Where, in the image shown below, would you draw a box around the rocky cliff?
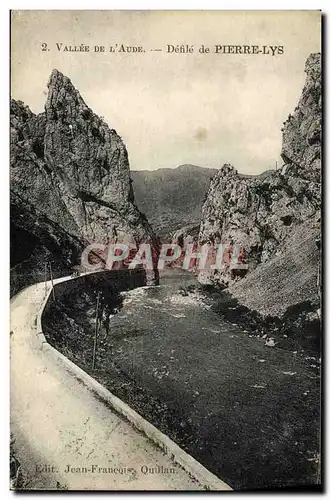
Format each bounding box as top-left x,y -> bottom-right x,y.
11,69 -> 157,294
281,53 -> 321,185
198,53 -> 321,295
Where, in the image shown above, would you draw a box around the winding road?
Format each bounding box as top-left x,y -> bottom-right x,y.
10,271 -> 320,490
10,277 -> 210,491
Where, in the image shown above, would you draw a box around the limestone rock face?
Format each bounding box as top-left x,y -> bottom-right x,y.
198,53 -> 321,287
43,69 -> 150,242
281,53 -> 321,184
11,69 -> 157,292
11,99 -> 80,237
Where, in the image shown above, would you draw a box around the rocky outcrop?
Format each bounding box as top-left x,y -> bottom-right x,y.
11,69 -> 157,292
172,223 -> 200,246
281,53 -> 321,184
198,53 -> 321,288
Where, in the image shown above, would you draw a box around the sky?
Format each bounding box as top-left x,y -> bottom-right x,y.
11,10 -> 321,174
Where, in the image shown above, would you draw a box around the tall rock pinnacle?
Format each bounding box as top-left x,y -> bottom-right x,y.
10,69 -> 157,292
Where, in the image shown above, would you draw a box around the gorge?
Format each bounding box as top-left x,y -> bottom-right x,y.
10,53 -> 321,490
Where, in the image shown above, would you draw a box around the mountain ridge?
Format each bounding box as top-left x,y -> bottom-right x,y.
131,164 -> 216,238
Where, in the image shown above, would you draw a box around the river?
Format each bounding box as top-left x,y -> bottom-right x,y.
95,268 -> 320,490
42,267 -> 320,490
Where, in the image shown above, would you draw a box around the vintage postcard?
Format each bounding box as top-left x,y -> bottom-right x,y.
10,10 -> 322,491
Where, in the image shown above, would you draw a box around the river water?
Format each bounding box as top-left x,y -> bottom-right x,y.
99,268 -> 320,490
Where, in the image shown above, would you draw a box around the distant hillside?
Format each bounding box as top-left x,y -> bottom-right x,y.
131,164 -> 216,239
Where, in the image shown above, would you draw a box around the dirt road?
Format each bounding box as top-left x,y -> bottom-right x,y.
10,279 -> 207,491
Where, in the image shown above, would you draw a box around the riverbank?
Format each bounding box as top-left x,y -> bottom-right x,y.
193,283 -> 321,357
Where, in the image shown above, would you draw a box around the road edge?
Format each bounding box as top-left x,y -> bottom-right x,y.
42,343 -> 232,491
38,276 -> 233,491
